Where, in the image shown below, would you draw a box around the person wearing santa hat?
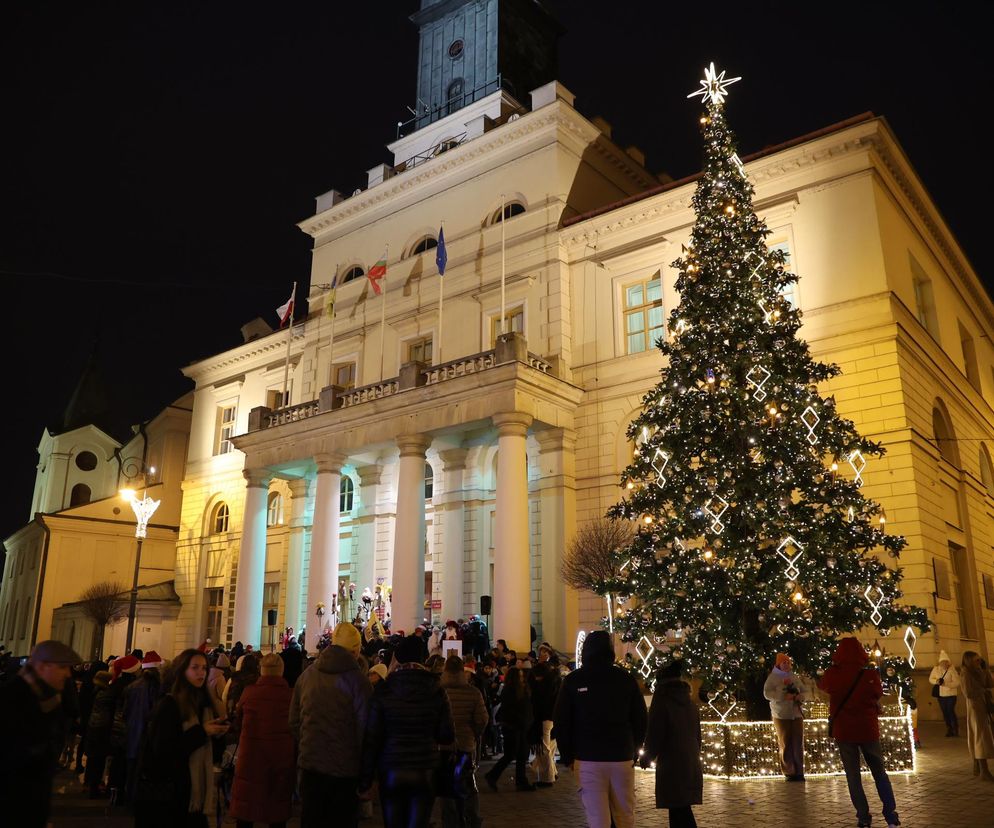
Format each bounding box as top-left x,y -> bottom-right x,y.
123,652 -> 165,801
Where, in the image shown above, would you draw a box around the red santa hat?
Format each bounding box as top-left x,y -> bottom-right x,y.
112,654 -> 141,678
141,651 -> 163,669
197,639 -> 211,653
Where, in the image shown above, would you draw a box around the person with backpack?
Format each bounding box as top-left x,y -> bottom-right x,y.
819,637 -> 901,828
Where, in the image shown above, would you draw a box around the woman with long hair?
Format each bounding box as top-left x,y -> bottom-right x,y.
133,649 -> 230,827
484,665 -> 535,791
960,650 -> 994,781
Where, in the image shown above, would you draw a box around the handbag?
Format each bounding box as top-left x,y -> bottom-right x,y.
434,749 -> 474,799
931,667 -> 948,698
828,669 -> 866,738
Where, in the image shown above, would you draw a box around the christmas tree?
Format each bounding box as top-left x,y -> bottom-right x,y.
607,64 -> 929,701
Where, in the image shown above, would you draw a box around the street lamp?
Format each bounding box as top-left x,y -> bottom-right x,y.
121,476 -> 161,654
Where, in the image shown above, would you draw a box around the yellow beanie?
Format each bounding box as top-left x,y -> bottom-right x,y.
333,622 -> 362,655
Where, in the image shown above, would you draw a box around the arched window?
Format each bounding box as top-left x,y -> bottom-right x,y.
932,402 -> 960,467
491,201 -> 526,225
408,236 -> 438,257
424,463 -> 434,500
981,446 -> 994,495
210,502 -> 230,535
69,483 -> 91,507
340,476 -> 355,513
342,265 -> 365,284
267,492 -> 284,527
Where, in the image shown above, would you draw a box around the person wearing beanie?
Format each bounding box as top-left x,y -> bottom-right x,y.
640,660 -> 703,828
230,653 -> 295,827
929,650 -> 961,736
280,631 -> 304,689
360,635 -> 455,826
0,639 -> 81,826
369,663 -> 389,685
123,653 -> 164,801
763,652 -> 808,781
438,655 -> 488,827
290,622 -> 373,826
553,630 -> 647,828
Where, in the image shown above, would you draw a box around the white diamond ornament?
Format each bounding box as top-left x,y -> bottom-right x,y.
635,635 -> 656,679
707,694 -> 738,722
800,406 -> 820,445
746,365 -> 771,401
776,537 -> 805,581
651,449 -> 670,488
864,586 -> 886,627
848,450 -> 866,486
904,626 -> 917,669
704,496 -> 729,534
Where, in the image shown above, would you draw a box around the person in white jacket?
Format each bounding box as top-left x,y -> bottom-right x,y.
763,652 -> 808,781
929,650 -> 961,737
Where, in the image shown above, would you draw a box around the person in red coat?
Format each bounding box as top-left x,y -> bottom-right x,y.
818,637 -> 901,828
229,653 -> 295,828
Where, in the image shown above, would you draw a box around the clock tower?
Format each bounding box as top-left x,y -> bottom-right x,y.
408,0 -> 560,131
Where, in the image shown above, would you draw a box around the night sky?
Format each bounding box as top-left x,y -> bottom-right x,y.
1,2 -> 988,544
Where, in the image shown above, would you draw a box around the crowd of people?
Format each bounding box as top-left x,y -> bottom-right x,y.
1,624 -> 993,828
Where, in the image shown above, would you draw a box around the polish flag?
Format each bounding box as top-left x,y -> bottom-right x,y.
367,252 -> 387,296
276,284 -> 296,327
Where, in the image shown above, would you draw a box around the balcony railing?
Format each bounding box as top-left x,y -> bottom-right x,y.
423,350 -> 497,384
339,378 -> 401,408
266,400 -> 320,428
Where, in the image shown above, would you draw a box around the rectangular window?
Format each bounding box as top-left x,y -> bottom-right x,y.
984,573 -> 994,611
910,252 -> 940,339
490,307 -> 524,346
204,587 -> 224,644
260,582 -> 280,649
768,240 -> 796,308
933,557 -> 952,600
949,543 -> 978,639
623,274 -> 664,355
331,361 -> 356,390
407,336 -> 433,364
214,404 -> 237,456
958,321 -> 981,391
266,389 -> 289,410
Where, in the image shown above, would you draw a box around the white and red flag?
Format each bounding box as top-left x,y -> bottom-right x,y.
276,284 -> 296,327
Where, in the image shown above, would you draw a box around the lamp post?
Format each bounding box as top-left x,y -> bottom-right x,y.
121,480 -> 161,654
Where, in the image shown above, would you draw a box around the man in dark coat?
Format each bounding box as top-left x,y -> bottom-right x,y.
640,661 -> 702,828
553,630 -> 647,828
528,644 -> 562,786
819,637 -> 901,828
280,635 -> 305,687
0,640 -> 82,828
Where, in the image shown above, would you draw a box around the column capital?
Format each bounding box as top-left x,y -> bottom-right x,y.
286,476 -> 314,500
356,463 -> 384,487
534,427 -> 577,453
492,411 -> 533,438
243,468 -> 273,489
396,433 -> 431,458
438,447 -> 469,471
314,452 -> 346,475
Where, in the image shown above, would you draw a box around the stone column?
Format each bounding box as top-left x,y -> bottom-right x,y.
285,477 -> 315,633
305,453 -> 345,637
438,448 -> 469,622
232,469 -> 272,646
392,435 -> 430,634
355,463 -> 383,595
492,412 -> 533,652
535,428 -> 578,650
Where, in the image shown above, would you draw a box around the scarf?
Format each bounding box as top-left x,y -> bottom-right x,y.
181,704 -> 215,814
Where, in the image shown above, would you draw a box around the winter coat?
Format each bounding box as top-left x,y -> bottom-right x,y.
817,637 -> 882,743
763,666 -> 807,720
553,662 -> 648,764
0,666 -> 68,827
123,670 -> 162,760
529,660 -> 562,723
960,663 -> 994,759
206,665 -> 228,717
224,668 -> 259,715
440,670 -> 488,753
132,694 -> 210,827
280,643 -> 305,688
360,663 -> 455,789
496,670 -> 534,732
86,684 -> 116,756
289,644 -> 371,779
928,662 -> 961,698
643,678 -> 702,809
108,672 -> 137,750
230,676 -> 295,823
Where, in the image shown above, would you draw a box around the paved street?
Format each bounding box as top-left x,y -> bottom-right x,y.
51,721 -> 991,827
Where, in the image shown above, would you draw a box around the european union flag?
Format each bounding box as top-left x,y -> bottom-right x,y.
436,226 -> 448,276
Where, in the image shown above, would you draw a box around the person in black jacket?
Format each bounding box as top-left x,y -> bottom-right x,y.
133,649 -> 229,828
553,630 -> 647,828
484,666 -> 535,791
528,645 -> 562,787
360,635 -> 455,828
279,636 -> 305,688
0,640 -> 82,828
640,660 -> 703,828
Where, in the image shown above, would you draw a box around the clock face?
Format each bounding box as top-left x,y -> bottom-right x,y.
448,39 -> 464,59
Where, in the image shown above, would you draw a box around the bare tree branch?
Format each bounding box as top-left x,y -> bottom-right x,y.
561,518 -> 634,593
77,581 -> 128,659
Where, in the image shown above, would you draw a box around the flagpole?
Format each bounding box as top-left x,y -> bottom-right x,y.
379,246 -> 389,381
281,281 -> 297,407
327,267 -> 338,389
499,194 -> 506,335
437,222 -> 444,366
